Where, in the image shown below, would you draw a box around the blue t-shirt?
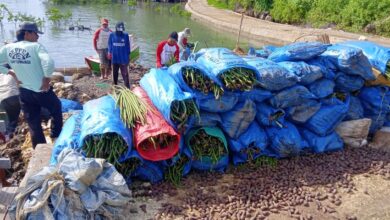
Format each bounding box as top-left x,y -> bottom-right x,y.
108,32 -> 130,64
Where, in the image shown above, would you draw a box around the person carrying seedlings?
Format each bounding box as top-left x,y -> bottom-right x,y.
93,18 -> 112,79
156,32 -> 180,68
107,21 -> 131,88
178,28 -> 193,61
0,22 -> 63,148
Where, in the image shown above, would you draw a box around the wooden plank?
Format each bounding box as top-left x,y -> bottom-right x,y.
0,158 -> 11,169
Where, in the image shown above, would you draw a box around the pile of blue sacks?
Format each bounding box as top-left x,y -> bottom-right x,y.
51,41 -> 390,184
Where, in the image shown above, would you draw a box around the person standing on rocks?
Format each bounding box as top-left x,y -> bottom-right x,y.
156,32 -> 180,68
0,22 -> 63,148
93,18 -> 112,80
107,21 -> 131,88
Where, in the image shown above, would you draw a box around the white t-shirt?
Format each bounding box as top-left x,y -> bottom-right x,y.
0,74 -> 19,102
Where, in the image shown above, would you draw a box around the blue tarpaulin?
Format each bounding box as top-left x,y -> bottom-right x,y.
340,41 -> 390,74
268,42 -> 329,62
334,72 -> 365,92
301,129 -> 344,153
270,85 -> 317,108
320,44 -> 375,80
278,61 -> 323,85
304,96 -> 350,136
220,99 -> 257,139
308,79 -> 335,98
229,122 -> 268,165
243,56 -> 298,91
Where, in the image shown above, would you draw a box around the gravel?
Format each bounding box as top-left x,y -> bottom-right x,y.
131,147 -> 390,219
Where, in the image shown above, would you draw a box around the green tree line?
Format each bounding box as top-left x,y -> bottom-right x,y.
207,0 -> 390,37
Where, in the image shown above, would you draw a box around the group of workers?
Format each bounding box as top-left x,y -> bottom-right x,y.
93,18 -> 193,87
0,19 -> 194,149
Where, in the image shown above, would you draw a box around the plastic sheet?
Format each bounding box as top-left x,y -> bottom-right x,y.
270,85 -> 317,109
308,79 -> 335,98
278,61 -> 323,85
301,129 -> 344,153
334,72 -> 365,92
268,42 -> 329,62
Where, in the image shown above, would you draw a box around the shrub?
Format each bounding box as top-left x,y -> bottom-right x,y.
270,0 -> 312,24
306,0 -> 348,28
340,0 -> 390,32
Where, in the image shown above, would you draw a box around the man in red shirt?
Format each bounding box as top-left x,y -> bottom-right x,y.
156,32 -> 180,68
93,18 -> 112,79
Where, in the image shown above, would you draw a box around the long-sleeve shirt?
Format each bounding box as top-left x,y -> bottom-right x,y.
108,32 -> 130,65
0,41 -> 54,92
156,40 -> 179,68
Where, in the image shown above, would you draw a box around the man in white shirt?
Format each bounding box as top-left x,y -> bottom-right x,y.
0,73 -> 20,137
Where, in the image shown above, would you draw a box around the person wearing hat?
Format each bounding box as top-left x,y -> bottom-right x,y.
156,32 -> 180,68
93,18 -> 112,79
178,28 -> 193,60
0,22 -> 63,148
107,21 -> 131,88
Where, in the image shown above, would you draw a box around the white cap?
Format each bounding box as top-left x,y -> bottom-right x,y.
183,28 -> 191,37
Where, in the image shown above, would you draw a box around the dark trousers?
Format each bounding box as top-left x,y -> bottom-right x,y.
19,87 -> 63,148
112,63 -> 130,88
1,95 -> 21,135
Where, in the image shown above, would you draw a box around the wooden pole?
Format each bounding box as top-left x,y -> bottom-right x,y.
236,13 -> 244,48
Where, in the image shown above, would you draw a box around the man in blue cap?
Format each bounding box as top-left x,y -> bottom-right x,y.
0,22 -> 63,148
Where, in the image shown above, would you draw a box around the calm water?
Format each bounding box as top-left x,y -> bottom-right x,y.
0,0 -> 262,68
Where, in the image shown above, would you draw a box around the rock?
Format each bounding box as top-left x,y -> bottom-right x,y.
335,119 -> 371,148
358,35 -> 368,41
51,72 -> 65,83
265,15 -> 273,22
72,73 -> 83,81
369,127 -> 390,152
364,24 -> 376,33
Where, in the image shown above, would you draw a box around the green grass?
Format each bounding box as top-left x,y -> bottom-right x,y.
207,0 -> 231,9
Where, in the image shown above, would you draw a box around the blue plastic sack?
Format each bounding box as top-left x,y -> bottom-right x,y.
269,85 -> 317,109
265,121 -> 306,158
220,99 -> 257,139
307,56 -> 337,79
304,96 -> 350,136
229,122 -> 268,165
238,88 -> 272,103
320,44 -> 375,80
50,111 -> 83,165
268,42 -> 329,62
140,68 -> 198,130
59,98 -> 82,113
359,86 -> 390,115
192,48 -> 259,89
308,79 -> 335,98
250,45 -> 278,58
344,96 -> 364,121
168,61 -> 223,93
79,96 -> 133,161
255,102 -> 285,127
359,86 -> 390,133
243,56 -> 298,91
286,100 -> 321,124
133,160 -> 165,184
187,127 -> 229,172
334,72 -> 365,92
195,92 -> 238,113
340,41 -> 390,74
193,112 -> 222,127
278,61 -> 323,85
161,144 -> 192,178
385,114 -> 390,127
301,129 -> 343,153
